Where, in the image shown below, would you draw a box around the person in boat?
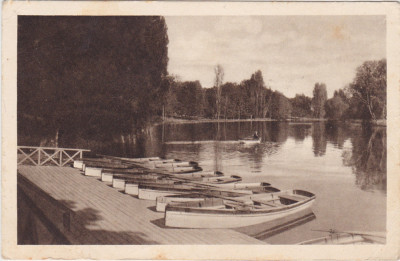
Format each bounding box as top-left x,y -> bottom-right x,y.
253,131 -> 259,139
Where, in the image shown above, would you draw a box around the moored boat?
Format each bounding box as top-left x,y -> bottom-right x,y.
156,186 -> 280,212
164,189 -> 315,228
137,180 -> 260,201
119,175 -> 243,196
82,161 -> 132,170
154,161 -> 199,168
156,165 -> 203,174
298,231 -> 386,245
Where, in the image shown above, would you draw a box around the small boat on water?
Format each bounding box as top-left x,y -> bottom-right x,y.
164,189 -> 316,228
156,185 -> 280,212
298,230 -> 386,245
239,137 -> 261,145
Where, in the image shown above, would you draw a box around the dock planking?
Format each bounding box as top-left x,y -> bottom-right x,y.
17,165 -> 265,244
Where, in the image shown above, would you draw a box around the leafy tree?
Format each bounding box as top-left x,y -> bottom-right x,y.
311,83 -> 328,118
325,91 -> 349,120
18,16 -> 169,147
290,94 -> 312,118
347,59 -> 386,120
270,91 -> 292,119
174,81 -> 204,117
204,88 -> 217,118
250,70 -> 267,118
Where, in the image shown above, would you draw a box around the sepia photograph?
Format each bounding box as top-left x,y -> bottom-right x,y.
3,1 -> 400,260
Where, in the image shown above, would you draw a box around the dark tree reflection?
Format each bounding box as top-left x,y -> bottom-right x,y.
312,122 -> 327,156
343,125 -> 387,191
325,121 -> 348,149
289,124 -> 312,142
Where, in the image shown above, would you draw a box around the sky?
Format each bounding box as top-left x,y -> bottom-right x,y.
165,16 -> 386,98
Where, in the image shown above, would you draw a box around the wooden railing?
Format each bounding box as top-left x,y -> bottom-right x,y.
17,146 -> 90,167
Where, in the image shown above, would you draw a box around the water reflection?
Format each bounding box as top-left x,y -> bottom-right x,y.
238,211 -> 317,241
159,121 -> 386,192
41,120 -> 386,192
312,122 -> 327,157
343,125 -> 387,191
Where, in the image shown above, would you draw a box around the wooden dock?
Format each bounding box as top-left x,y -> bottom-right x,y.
17,165 -> 265,244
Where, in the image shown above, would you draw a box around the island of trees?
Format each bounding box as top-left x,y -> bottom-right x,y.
18,16 -> 386,148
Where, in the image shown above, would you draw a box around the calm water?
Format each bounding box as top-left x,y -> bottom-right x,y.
103,121 -> 387,244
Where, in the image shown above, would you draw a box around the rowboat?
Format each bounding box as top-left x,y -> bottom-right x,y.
84,165 -> 144,177
99,155 -> 161,162
99,155 -> 203,173
74,157 -> 119,169
156,165 -> 203,174
154,161 -> 199,168
82,161 -> 131,170
197,175 -> 242,184
112,175 -> 242,195
137,181 -> 258,201
164,189 -> 316,228
101,170 -> 148,182
298,231 -> 386,245
239,137 -> 261,145
111,175 -> 178,190
156,186 -> 280,212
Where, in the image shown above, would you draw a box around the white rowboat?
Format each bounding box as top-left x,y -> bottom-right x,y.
164,190 -> 315,228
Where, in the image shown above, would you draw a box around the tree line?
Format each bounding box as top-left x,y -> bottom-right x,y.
162,59 -> 387,122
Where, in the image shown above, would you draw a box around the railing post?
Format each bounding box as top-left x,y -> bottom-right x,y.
38,149 -> 41,166
59,150 -> 62,167
80,150 -> 83,159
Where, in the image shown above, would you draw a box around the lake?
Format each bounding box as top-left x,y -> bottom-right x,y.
100,121 -> 387,244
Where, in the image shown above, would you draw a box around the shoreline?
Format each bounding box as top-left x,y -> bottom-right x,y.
156,117 -> 386,126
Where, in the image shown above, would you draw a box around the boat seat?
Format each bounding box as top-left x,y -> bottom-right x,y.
252,199 -> 280,207
278,194 -> 305,202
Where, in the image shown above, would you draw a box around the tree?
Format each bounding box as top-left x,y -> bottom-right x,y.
325,95 -> 349,120
270,91 -> 292,119
347,59 -> 386,120
18,16 -> 169,147
250,70 -> 267,118
290,94 -> 312,118
204,88 -> 217,118
311,83 -> 328,118
214,64 -> 224,120
180,81 -> 204,117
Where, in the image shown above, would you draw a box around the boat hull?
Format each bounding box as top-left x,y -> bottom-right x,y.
138,187 -> 184,200
73,160 -> 84,169
239,138 -> 261,145
85,167 -> 102,177
165,196 -> 315,228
